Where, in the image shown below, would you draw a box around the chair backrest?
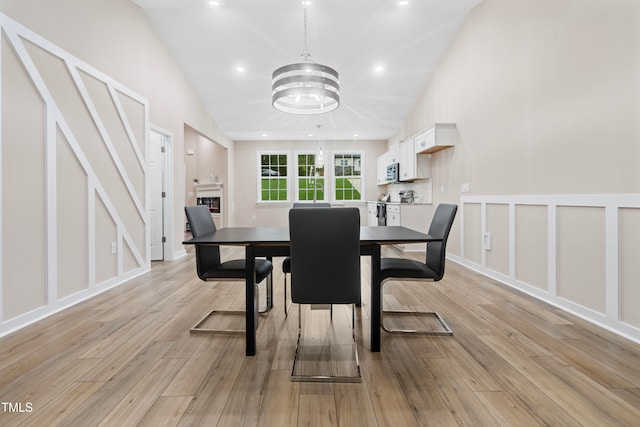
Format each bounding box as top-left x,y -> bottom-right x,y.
292,202 -> 331,208
185,205 -> 221,280
425,204 -> 458,281
289,207 -> 361,304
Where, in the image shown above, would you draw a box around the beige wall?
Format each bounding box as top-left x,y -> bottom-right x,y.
233,139 -> 387,227
0,0 -> 232,335
2,0 -> 639,343
393,0 -> 639,199
0,0 -> 234,260
184,126 -> 228,226
1,10 -> 149,328
395,0 -> 640,341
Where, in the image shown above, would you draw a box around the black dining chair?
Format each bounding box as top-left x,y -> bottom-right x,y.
185,205 -> 273,334
282,202 -> 331,317
379,203 -> 458,335
288,207 -> 361,382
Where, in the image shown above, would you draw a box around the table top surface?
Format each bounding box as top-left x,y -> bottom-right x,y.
183,225 -> 439,246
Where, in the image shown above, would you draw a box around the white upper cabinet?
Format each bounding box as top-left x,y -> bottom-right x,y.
376,151 -> 389,185
388,142 -> 400,164
378,124 -> 455,184
414,123 -> 456,154
399,138 -> 430,181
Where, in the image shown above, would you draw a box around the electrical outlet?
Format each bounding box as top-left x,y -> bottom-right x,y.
461,183 -> 470,193
110,242 -> 117,254
440,185 -> 445,194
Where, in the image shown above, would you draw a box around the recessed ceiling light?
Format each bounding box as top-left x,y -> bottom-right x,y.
307,133 -> 314,137
374,64 -> 385,73
209,1 -> 220,6
301,1 -> 313,6
353,133 -> 359,137
398,1 -> 409,6
261,133 -> 268,137
236,66 -> 245,73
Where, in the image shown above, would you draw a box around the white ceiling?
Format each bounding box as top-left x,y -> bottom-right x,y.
131,0 -> 483,141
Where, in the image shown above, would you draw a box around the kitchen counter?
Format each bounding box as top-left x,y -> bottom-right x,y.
367,201 -> 432,205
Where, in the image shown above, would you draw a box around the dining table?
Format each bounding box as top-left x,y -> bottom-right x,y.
183,225 -> 440,356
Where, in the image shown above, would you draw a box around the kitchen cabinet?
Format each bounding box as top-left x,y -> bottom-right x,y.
388,143 -> 400,164
386,204 -> 401,226
414,123 -> 456,154
367,202 -> 378,226
399,139 -> 430,181
376,152 -> 388,185
376,141 -> 404,185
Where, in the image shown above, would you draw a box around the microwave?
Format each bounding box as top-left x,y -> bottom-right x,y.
386,163 -> 399,183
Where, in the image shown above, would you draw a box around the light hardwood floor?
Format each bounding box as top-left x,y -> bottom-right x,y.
1,245 -> 639,426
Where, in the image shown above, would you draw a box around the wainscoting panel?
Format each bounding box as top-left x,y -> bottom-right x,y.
557,205 -> 606,314
514,204 -> 548,291
462,202 -> 482,266
0,13 -> 149,336
619,207 -> 640,329
456,194 -> 640,343
485,203 -> 509,276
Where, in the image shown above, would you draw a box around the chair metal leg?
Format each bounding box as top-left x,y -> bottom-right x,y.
381,310 -> 453,335
380,279 -> 453,336
191,278 -> 271,334
190,308 -> 246,334
261,271 -> 273,314
291,303 -> 361,383
284,273 -> 292,317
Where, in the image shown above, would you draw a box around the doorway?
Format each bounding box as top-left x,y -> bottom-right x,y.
148,127 -> 173,261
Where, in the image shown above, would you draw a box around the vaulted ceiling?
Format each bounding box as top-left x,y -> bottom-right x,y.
132,0 -> 483,141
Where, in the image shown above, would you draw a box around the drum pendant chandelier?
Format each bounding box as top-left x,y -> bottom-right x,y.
271,4 -> 340,115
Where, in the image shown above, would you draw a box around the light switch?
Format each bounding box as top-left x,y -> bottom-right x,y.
483,233 -> 491,251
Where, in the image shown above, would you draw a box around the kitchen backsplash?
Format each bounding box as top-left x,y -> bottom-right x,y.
386,179 -> 432,204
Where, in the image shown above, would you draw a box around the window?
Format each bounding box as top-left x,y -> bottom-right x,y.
333,152 -> 363,202
258,152 -> 289,202
296,152 -> 325,201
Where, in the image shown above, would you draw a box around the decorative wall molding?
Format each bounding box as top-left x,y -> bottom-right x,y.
454,194 -> 640,344
0,12 -> 149,336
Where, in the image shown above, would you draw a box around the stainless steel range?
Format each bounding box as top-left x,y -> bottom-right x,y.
376,202 -> 386,226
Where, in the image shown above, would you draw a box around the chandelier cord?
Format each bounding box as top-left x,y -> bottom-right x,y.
301,6 -> 311,63
271,2 -> 339,114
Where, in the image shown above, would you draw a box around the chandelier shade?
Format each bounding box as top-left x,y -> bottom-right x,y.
272,63 -> 340,115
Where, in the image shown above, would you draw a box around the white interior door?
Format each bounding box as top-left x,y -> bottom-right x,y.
149,130 -> 165,261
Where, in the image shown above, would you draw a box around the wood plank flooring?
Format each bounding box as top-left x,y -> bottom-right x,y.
1,245 -> 639,426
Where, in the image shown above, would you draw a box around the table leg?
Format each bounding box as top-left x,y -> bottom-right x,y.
266,256 -> 273,310
371,243 -> 381,352
245,245 -> 257,356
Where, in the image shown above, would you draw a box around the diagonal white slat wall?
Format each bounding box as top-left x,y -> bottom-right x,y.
0,12 -> 150,336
